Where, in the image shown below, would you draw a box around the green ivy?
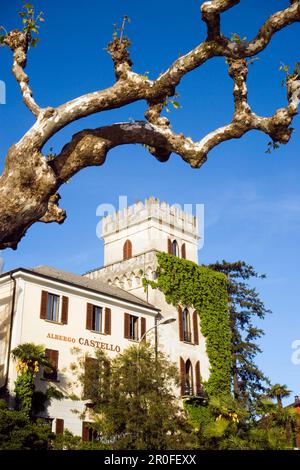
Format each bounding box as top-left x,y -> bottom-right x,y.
143,253 -> 231,396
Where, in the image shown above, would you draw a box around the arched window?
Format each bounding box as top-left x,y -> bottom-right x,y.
183,308 -> 192,343
172,239 -> 179,257
123,240 -> 132,260
181,243 -> 186,259
185,360 -> 193,396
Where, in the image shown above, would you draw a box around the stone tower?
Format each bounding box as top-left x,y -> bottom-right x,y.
85,197 -> 210,394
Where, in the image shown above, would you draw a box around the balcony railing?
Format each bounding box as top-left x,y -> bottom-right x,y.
184,384 -> 193,396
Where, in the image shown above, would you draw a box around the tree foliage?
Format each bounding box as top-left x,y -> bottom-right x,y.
0,400 -> 53,450
72,344 -> 194,450
185,393 -> 300,450
207,260 -> 271,403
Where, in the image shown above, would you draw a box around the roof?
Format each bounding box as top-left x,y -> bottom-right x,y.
1,265 -> 159,312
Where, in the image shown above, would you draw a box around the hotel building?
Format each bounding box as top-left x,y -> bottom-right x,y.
0,198 -> 209,438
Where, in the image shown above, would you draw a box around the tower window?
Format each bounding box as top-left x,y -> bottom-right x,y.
185,360 -> 194,396
183,308 -> 192,343
172,240 -> 179,257
123,240 -> 132,260
180,357 -> 194,396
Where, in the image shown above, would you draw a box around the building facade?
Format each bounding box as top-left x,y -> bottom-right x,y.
0,197 -> 210,439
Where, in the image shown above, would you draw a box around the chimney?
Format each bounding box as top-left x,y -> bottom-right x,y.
294,395 -> 300,405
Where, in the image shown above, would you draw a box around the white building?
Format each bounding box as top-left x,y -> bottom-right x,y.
0,197 -> 209,439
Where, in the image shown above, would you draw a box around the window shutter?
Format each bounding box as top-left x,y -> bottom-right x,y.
84,357 -> 97,398
178,306 -> 184,342
40,291 -> 48,319
127,240 -> 132,259
123,241 -> 127,260
180,357 -> 186,396
82,422 -> 90,442
86,303 -> 93,330
123,240 -> 132,261
105,308 -> 111,335
51,350 -> 59,380
181,243 -> 186,259
61,296 -> 69,325
140,317 -> 146,341
168,238 -> 172,254
195,361 -> 202,395
193,311 -> 199,345
55,418 -> 64,435
45,349 -> 58,381
124,313 -> 130,339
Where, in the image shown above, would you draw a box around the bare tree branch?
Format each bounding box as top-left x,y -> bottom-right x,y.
0,1 -> 299,250
4,30 -> 41,117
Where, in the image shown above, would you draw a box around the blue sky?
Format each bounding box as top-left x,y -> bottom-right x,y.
0,0 -> 300,401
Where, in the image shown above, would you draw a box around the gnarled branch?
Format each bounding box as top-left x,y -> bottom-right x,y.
0,1 -> 299,250
4,30 -> 41,117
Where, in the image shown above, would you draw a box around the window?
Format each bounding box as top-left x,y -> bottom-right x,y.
184,360 -> 194,396
181,243 -> 186,259
183,308 -> 192,343
40,291 -> 68,324
83,357 -> 98,399
123,239 -> 132,260
180,357 -> 193,396
129,315 -> 139,341
124,313 -> 139,341
195,361 -> 203,396
92,306 -> 103,332
47,293 -> 60,322
86,304 -> 111,334
44,349 -> 59,381
82,422 -> 98,442
55,419 -> 64,435
172,240 -> 179,257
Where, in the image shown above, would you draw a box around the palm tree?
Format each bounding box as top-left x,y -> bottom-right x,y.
267,384 -> 291,409
11,343 -> 49,371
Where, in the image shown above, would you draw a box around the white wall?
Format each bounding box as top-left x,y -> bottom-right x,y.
2,273 -> 157,436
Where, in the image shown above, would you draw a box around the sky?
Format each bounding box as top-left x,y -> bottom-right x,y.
0,0 -> 299,402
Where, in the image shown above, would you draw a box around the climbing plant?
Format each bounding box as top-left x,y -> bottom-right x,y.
143,253 -> 231,397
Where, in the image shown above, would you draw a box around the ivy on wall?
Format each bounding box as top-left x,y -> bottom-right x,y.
143,253 -> 231,397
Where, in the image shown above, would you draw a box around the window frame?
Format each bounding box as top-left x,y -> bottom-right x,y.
172,239 -> 179,257
46,293 -> 60,323
92,305 -> 103,333
129,314 -> 139,341
182,307 -> 192,343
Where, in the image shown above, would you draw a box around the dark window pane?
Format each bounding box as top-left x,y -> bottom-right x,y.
129,315 -> 139,340
47,294 -> 59,322
92,306 -> 103,332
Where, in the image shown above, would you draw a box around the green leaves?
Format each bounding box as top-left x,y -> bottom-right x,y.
18,1 -> 45,47
163,92 -> 182,113
265,140 -> 280,154
230,32 -> 247,44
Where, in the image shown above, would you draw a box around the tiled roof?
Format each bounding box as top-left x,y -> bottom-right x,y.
2,265 -> 158,311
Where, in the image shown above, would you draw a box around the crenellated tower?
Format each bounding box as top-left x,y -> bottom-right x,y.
85,197 -> 210,393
